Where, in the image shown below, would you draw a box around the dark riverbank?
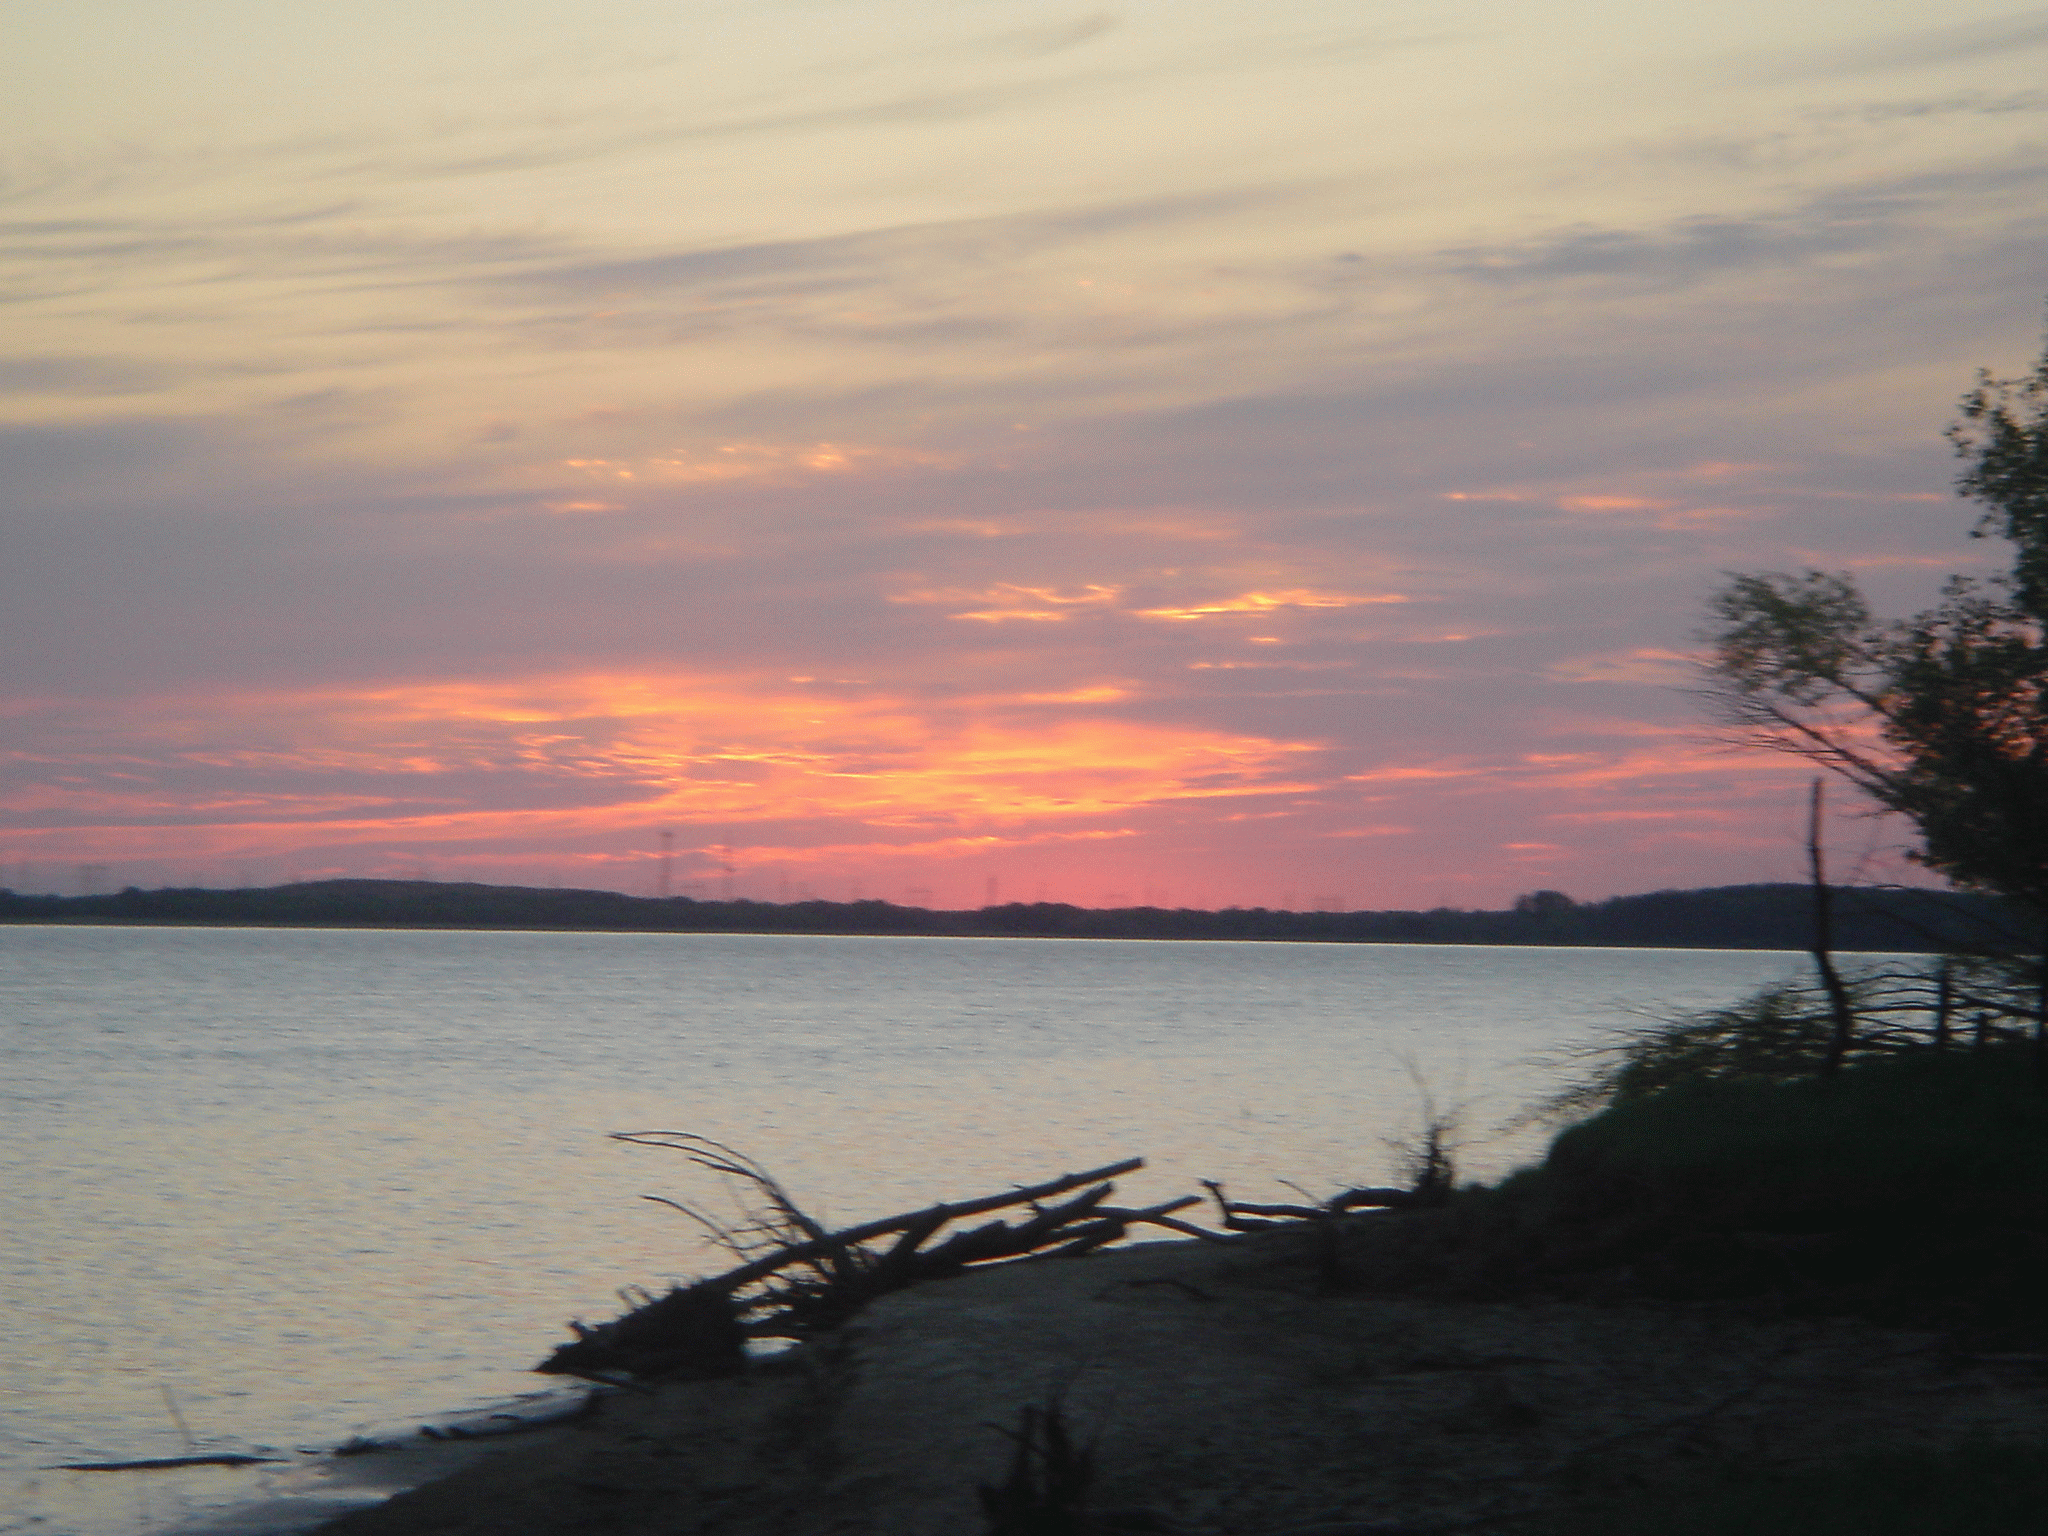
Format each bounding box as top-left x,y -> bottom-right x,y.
0,879 -> 2015,951
302,1225 -> 2048,1536
299,1047 -> 2048,1536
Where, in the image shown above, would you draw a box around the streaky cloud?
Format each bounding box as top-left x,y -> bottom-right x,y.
499,184 -> 1307,298
0,356 -> 177,397
1825,88 -> 2048,122
1749,6 -> 2048,80
1432,158 -> 2048,289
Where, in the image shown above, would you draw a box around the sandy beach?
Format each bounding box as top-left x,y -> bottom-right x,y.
295,1222 -> 2048,1536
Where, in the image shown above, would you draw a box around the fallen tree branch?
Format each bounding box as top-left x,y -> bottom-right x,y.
52,1454 -> 284,1471
1202,1176 -> 1434,1235
1095,1199 -> 1229,1243
610,1137 -> 1142,1291
539,1151 -> 1186,1382
1224,1199 -> 1327,1220
1330,1185 -> 1422,1210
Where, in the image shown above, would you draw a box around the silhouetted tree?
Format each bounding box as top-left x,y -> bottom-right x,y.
1704,317 -> 2048,1074
1705,325 -> 2048,911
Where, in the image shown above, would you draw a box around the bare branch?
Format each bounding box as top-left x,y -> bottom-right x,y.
540,1151 -> 1175,1381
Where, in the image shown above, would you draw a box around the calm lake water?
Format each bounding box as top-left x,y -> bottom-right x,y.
1,925 -> 1821,1535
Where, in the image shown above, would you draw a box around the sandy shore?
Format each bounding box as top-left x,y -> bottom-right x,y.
294,1223 -> 2048,1536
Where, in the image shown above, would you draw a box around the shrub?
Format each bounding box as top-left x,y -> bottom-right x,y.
1523,1048 -> 2048,1327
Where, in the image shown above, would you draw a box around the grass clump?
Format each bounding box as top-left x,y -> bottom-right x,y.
977,1401 -> 1096,1536
1537,955 -> 2042,1121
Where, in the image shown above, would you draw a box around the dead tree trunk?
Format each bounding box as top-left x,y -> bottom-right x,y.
1809,779 -> 1859,1079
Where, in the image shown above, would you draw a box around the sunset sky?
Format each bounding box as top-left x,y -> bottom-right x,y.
5,2 -> 2046,908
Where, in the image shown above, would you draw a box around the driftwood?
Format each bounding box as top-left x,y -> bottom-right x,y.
53,1454 -> 284,1471
1202,1097 -> 1459,1239
1200,1179 -> 1425,1233
1198,1175 -> 1450,1294
538,1142 -> 1201,1383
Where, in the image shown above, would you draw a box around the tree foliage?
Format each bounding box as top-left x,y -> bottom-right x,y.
1704,328 -> 2048,910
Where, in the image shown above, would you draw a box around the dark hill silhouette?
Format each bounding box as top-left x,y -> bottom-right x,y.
0,879 -> 2019,951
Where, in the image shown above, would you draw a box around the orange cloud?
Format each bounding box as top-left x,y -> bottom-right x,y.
1344,761 -> 1496,784
1684,461 -> 1775,480
899,518 -> 1032,538
1335,732 -> 1816,808
884,584 -> 1411,626
1556,494 -> 1670,513
1390,629 -> 1505,644
891,582 -> 1126,623
712,827 -> 1138,870
1513,742 -> 1804,793
1446,474 -> 1762,528
1015,686 -> 1130,703
558,440 -> 952,487
1135,589 -> 1409,620
0,672 -> 1326,864
1186,660 -> 1354,671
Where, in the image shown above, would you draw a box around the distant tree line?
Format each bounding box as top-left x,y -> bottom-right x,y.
0,877 -> 2019,952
